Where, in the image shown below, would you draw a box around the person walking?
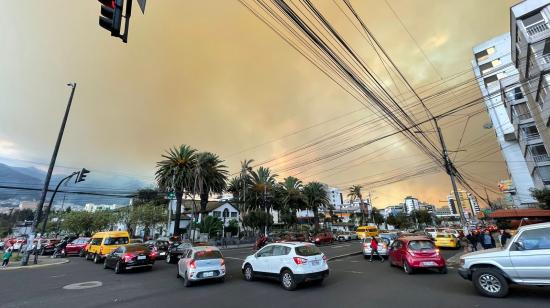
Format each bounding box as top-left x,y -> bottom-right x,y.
2,247 -> 13,268
368,237 -> 384,263
499,229 -> 511,247
481,231 -> 495,249
466,232 -> 478,252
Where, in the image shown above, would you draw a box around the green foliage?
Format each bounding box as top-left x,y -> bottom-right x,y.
225,219 -> 239,235
411,209 -> 433,226
130,203 -> 167,237
243,210 -> 273,231
371,207 -> 384,227
61,210 -> 117,236
195,152 -> 229,215
304,182 -> 330,231
196,216 -> 223,236
530,188 -> 550,210
386,213 -> 411,229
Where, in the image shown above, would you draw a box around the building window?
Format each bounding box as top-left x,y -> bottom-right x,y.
506,86 -> 524,102
529,144 -> 550,163
520,123 -> 540,140
523,12 -> 548,36
230,212 -> 237,218
475,47 -> 495,63
512,102 -> 531,121
537,165 -> 550,184
212,211 -> 221,218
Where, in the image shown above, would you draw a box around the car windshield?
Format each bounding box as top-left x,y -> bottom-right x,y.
194,250 -> 222,260
295,245 -> 321,256
103,237 -> 129,245
126,245 -> 150,253
408,240 -> 435,251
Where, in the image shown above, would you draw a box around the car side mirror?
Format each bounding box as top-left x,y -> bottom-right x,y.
513,241 -> 524,251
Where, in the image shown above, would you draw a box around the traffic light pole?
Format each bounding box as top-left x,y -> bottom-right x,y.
435,121 -> 467,226
21,83 -> 77,266
39,171 -> 79,235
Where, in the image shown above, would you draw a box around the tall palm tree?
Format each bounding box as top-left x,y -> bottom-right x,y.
156,145 -> 197,236
194,152 -> 228,220
280,176 -> 305,226
348,185 -> 365,225
303,182 -> 330,231
239,159 -> 254,211
250,166 -> 277,233
227,177 -> 241,200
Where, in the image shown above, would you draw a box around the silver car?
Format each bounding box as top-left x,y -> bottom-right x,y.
362,237 -> 390,258
458,222 -> 550,297
177,246 -> 226,287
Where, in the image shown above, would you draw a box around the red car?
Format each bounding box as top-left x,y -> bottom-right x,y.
63,237 -> 91,257
312,232 -> 334,245
388,236 -> 447,274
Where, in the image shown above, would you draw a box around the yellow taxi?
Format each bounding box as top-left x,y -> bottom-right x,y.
356,226 -> 379,240
86,231 -> 130,263
434,233 -> 460,249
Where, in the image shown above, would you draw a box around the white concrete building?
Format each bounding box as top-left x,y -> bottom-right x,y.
383,205 -> 404,218
472,33 -> 537,207
324,186 -> 343,207
404,196 -> 419,214
84,203 -> 127,212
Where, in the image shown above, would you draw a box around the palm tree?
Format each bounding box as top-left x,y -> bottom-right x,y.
194,152 -> 228,220
155,145 -> 197,236
250,166 -> 277,234
280,176 -> 305,227
348,185 -> 365,225
227,177 -> 241,200
239,159 -> 254,211
303,182 -> 330,231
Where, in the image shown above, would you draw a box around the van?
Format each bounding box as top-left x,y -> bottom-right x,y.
356,226 -> 379,239
86,231 -> 130,263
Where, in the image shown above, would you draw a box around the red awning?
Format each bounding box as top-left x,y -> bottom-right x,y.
489,209 -> 550,218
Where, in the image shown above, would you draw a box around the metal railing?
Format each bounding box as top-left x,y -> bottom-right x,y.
516,113 -> 532,121
526,22 -> 550,36
523,132 -> 541,141
533,154 -> 550,163
543,53 -> 550,64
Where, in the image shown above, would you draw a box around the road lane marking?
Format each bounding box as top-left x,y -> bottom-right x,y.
342,270 -> 363,274
51,274 -> 66,278
225,257 -> 245,261
329,244 -> 351,249
63,281 -> 103,290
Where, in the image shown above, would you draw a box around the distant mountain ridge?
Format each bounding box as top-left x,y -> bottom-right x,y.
0,162 -> 151,206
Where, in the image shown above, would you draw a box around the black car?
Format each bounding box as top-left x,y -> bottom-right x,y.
165,241 -> 193,264
144,239 -> 170,260
103,244 -> 155,274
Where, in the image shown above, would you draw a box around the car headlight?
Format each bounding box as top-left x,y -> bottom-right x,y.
459,258 -> 465,266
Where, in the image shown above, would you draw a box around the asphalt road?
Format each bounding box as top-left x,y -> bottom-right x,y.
1,242 -> 548,308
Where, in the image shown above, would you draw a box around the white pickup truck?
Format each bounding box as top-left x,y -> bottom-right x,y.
458,222 -> 550,297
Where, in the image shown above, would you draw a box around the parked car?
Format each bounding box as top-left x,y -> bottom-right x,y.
144,239 -> 170,260
86,231 -> 130,263
103,244 -> 155,274
337,231 -> 358,241
12,238 -> 26,251
434,233 -> 460,249
362,237 -> 390,258
166,241 -> 193,264
388,236 -> 447,274
458,222 -> 550,298
312,232 -> 334,245
177,246 -> 226,287
242,242 -> 329,290
130,238 -> 143,244
39,239 -> 61,255
63,237 -> 91,257
275,232 -> 307,243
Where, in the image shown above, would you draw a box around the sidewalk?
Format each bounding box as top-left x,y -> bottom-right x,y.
2,254 -> 69,270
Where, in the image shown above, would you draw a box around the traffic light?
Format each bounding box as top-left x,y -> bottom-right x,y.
98,0 -> 124,37
75,168 -> 90,183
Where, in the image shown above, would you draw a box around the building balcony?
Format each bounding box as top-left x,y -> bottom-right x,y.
533,153 -> 550,163
526,22 -> 550,37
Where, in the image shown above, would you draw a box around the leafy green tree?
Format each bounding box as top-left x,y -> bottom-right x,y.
196,216 -> 223,236
530,188 -> 550,210
242,210 -> 273,232
304,182 -> 330,231
371,207 -> 384,227
279,176 -> 306,227
156,145 -> 198,235
61,211 -> 116,236
411,209 -> 433,226
348,185 -> 365,225
131,203 -> 167,239
225,219 -> 239,235
194,152 -> 228,219
386,213 -> 411,229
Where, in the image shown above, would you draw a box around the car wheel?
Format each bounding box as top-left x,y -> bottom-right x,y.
176,269 -> 181,278
114,261 -> 123,274
363,254 -> 368,259
439,267 -> 448,274
403,260 -> 413,275
243,264 -> 255,281
184,272 -> 192,287
280,269 -> 297,291
79,250 -> 85,257
472,269 -> 509,298
103,259 -> 109,269
93,254 -> 101,264
166,254 -> 172,264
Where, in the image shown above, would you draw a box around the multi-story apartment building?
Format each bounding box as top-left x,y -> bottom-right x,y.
511,0 -> 550,188
472,34 -> 537,207
324,186 -> 343,207
383,204 -> 404,218
447,190 -> 481,219
404,196 -> 419,214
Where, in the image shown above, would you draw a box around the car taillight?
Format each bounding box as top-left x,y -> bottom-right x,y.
315,238 -> 320,242
99,247 -> 103,255
123,253 -> 134,262
293,257 -> 307,265
150,251 -> 158,259
189,259 -> 196,269
435,249 -> 440,256
362,243 -> 369,248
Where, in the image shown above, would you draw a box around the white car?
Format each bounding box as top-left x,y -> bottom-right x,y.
242,242 -> 329,290
176,246 -> 226,287
337,231 -> 357,241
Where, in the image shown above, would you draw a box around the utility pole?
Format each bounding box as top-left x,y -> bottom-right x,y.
22,83 -> 76,266
435,123 -> 467,226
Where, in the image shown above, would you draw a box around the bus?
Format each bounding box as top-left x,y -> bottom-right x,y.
356,226 -> 379,239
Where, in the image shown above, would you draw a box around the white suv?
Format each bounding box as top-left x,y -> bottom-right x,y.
242,242 -> 329,290
458,222 -> 550,297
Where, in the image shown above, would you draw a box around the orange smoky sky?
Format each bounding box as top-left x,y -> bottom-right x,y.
0,0 -> 519,208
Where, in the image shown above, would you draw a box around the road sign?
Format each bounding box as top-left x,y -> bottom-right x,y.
137,0 -> 146,13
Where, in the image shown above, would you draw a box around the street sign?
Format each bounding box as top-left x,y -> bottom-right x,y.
137,0 -> 146,13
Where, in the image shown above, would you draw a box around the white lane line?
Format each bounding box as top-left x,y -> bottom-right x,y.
349,260 -> 360,263
329,244 -> 351,249
342,270 -> 363,274
225,257 -> 245,261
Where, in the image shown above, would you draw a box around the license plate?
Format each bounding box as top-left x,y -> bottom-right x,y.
203,271 -> 214,277
160,252 -> 166,255
311,260 -> 320,266
137,256 -> 146,260
421,261 -> 436,267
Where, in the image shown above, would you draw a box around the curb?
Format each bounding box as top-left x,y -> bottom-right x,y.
219,244 -> 254,250
328,251 -> 362,261
446,250 -> 468,266
3,259 -> 70,271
